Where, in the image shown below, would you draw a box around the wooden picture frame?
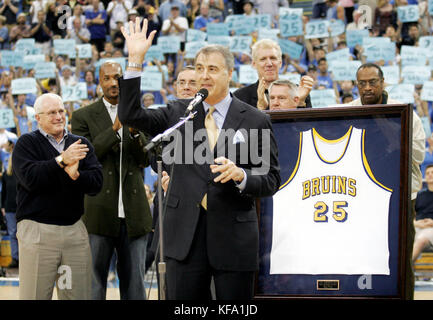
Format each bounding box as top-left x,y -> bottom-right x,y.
254,105 -> 412,299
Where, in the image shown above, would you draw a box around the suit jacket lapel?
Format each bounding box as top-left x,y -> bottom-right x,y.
94,99 -> 114,133
220,97 -> 245,132
121,124 -> 130,182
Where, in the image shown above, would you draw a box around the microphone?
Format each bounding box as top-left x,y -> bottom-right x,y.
184,88 -> 208,116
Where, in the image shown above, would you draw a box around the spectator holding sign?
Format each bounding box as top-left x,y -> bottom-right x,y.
12,94 -> 33,136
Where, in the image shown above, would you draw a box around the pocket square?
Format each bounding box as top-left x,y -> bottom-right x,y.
232,130 -> 246,144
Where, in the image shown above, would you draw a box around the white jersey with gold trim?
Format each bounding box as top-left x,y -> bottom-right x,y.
270,126 -> 392,275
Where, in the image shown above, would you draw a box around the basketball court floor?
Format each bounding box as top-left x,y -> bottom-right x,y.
1,264 -> 432,300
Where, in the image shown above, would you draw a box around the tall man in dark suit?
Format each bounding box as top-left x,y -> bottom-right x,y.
119,19 -> 281,300
233,39 -> 313,109
71,61 -> 153,300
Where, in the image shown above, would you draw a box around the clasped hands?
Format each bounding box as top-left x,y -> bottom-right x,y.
61,139 -> 89,180
161,157 -> 245,193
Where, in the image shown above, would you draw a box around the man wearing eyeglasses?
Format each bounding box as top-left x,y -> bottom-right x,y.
12,93 -> 103,299
347,63 -> 425,300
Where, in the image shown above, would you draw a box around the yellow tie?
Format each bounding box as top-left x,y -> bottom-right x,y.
201,106 -> 219,210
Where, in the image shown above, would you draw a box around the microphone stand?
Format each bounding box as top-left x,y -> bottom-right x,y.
144,111 -> 197,300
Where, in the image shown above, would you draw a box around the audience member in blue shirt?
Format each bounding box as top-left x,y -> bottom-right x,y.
84,0 -> 107,52
316,58 -> 333,89
193,3 -> 215,31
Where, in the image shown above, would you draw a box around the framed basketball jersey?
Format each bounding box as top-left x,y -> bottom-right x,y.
255,105 -> 412,299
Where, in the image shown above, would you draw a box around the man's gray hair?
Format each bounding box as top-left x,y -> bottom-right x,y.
195,44 -> 235,71
251,39 -> 282,62
269,79 -> 299,99
34,93 -> 64,114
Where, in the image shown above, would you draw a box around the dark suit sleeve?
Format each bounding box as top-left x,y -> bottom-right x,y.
127,131 -> 150,168
118,77 -> 171,136
71,108 -> 121,161
242,114 -> 280,198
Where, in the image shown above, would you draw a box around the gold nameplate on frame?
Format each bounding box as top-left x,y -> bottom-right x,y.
317,280 -> 340,291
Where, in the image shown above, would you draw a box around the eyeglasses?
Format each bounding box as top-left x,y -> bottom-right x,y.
357,79 -> 381,88
38,109 -> 66,117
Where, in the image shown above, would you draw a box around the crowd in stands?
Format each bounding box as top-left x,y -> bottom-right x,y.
0,0 -> 431,185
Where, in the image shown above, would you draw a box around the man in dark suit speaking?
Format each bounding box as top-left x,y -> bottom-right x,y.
119,19 -> 281,300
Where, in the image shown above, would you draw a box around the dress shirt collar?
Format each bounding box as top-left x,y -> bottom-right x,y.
202,92 -> 232,118
102,97 -> 118,110
39,127 -> 68,147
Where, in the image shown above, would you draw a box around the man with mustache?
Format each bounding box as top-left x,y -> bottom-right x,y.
347,63 -> 425,300
71,61 -> 153,300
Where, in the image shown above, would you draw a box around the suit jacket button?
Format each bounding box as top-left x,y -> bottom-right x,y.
106,189 -> 110,194
196,203 -> 200,208
108,171 -> 112,175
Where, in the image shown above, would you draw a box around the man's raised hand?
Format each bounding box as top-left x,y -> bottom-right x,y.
120,17 -> 157,65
